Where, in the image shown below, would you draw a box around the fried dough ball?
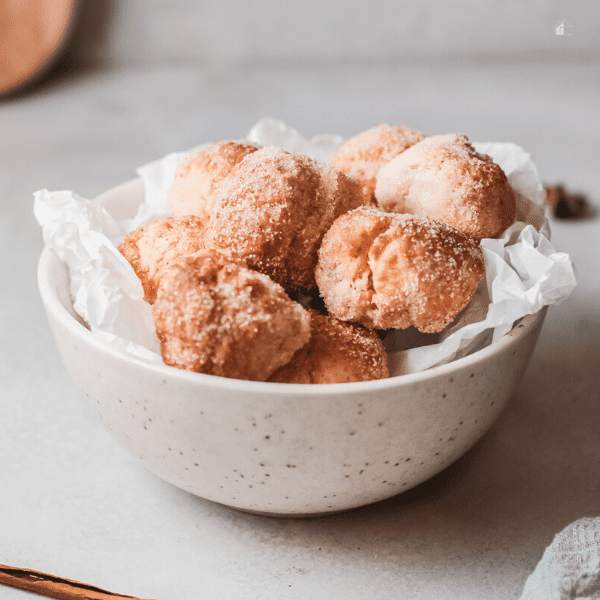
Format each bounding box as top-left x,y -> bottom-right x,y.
152,251 -> 311,381
119,216 -> 206,304
315,206 -> 484,333
204,146 -> 368,290
168,140 -> 259,222
268,310 -> 388,384
330,124 -> 424,202
375,134 -> 517,240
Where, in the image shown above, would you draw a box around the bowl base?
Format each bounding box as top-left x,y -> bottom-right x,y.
230,505 -> 352,519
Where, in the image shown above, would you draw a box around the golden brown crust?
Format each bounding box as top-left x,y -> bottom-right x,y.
315,206 -> 485,333
375,134 -> 517,240
168,141 -> 259,221
268,309 -> 388,384
330,124 -> 424,202
118,216 -> 206,304
152,251 -> 311,381
204,146 -> 368,290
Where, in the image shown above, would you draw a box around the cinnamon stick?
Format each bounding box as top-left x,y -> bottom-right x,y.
545,184 -> 587,219
0,564 -> 154,600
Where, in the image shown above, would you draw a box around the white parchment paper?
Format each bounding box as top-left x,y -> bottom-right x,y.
34,119 -> 577,376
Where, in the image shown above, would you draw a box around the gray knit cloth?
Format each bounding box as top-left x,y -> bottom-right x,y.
521,518 -> 600,599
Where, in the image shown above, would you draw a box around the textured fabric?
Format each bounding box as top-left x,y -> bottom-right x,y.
521,518 -> 600,600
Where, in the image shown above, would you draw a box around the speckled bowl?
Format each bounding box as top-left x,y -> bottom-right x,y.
38,179 -> 547,516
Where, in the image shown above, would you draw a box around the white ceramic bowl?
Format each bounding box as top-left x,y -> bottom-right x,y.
38,180 -> 547,516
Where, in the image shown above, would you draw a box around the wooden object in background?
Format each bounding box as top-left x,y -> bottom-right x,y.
0,0 -> 77,95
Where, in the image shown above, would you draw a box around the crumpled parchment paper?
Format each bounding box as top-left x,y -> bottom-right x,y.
34,118 -> 577,376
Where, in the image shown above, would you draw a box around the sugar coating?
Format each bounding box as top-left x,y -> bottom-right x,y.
204,146 -> 368,290
330,124 -> 424,202
168,141 -> 259,222
315,206 -> 485,333
119,215 -> 206,304
152,251 -> 311,381
268,309 -> 389,384
375,134 -> 517,240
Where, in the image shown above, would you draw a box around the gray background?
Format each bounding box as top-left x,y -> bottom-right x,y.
70,0 -> 596,66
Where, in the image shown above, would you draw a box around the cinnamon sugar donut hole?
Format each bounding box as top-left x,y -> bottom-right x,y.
375,134 -> 517,240
315,206 -> 485,333
330,124 -> 424,202
152,251 -> 311,381
268,309 -> 388,384
204,146 -> 368,290
119,215 -> 206,304
168,141 -> 259,221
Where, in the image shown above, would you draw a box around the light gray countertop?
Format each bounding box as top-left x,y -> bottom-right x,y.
1,61 -> 599,599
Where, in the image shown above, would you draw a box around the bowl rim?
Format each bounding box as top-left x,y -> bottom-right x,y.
37,177 -> 547,397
